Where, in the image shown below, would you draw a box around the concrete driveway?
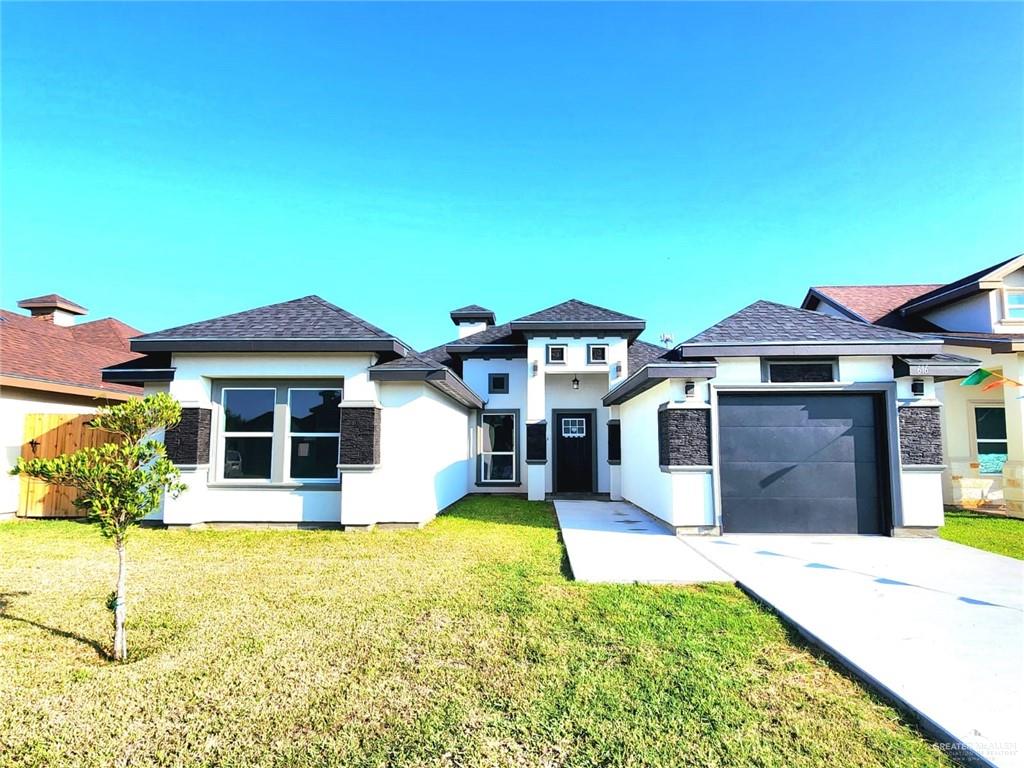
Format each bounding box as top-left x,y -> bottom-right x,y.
685,535 -> 1024,768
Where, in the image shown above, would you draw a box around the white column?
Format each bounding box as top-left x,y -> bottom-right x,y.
525,352 -> 547,501
1001,354 -> 1024,518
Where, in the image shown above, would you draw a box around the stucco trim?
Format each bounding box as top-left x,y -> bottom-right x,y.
603,363 -> 717,406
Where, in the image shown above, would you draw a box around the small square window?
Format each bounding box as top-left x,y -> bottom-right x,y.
488,373 -> 509,394
587,345 -> 608,364
546,345 -> 567,364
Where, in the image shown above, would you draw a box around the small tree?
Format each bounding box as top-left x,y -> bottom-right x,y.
11,393 -> 186,661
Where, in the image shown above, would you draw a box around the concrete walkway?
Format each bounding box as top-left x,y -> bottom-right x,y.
553,500 -> 730,584
688,535 -> 1024,768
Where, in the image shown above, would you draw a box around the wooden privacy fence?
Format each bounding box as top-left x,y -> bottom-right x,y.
18,413 -> 120,518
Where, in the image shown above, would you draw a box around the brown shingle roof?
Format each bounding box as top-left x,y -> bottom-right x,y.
809,285 -> 941,324
0,310 -> 143,396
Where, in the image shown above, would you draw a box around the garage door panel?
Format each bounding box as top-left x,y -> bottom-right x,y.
719,461 -> 880,500
718,393 -> 887,535
718,497 -> 873,534
716,395 -> 876,428
718,426 -> 879,463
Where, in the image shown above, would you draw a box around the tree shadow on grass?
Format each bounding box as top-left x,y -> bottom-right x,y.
0,591 -> 110,660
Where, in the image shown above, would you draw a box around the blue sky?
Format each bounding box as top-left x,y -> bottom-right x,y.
2,2 -> 1021,349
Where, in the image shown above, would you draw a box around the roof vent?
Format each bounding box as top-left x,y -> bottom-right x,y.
17,294 -> 88,326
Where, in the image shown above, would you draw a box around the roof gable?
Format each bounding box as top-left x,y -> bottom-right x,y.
131,296 -> 407,354
900,254 -> 1024,315
514,298 -> 642,323
803,285 -> 941,324
680,300 -> 940,356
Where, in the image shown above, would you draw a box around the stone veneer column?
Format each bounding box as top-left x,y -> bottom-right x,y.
164,407 -> 213,466
657,397 -> 717,535
895,380 -> 946,531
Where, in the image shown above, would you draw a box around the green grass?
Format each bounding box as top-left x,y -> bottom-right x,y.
0,497 -> 950,768
941,509 -> 1024,559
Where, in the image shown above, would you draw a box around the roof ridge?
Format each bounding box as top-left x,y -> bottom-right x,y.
814,283 -> 942,289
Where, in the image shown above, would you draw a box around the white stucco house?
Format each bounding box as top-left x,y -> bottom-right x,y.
803,253 -> 1024,518
102,295 -> 975,534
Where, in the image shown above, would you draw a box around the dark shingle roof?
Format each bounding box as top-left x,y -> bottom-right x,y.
514,299 -> 642,323
628,339 -> 670,370
451,304 -> 492,314
135,295 -> 396,342
685,300 -> 936,345
422,322 -> 520,367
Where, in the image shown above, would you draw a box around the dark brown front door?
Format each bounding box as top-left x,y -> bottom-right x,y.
555,412 -> 594,493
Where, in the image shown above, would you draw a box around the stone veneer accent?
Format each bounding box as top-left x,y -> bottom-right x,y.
526,421 -> 547,464
658,406 -> 711,467
607,420 -> 621,464
897,405 -> 943,466
340,406 -> 381,466
164,407 -> 212,465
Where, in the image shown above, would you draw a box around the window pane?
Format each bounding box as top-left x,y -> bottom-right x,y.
290,389 -> 341,432
975,407 -> 1007,440
769,363 -> 833,383
483,454 -> 514,481
223,437 -> 272,479
224,390 -> 275,432
590,347 -> 606,361
1009,307 -> 1024,319
978,443 -> 1008,474
482,414 -> 515,452
549,347 -> 565,361
290,436 -> 339,479
1007,293 -> 1024,306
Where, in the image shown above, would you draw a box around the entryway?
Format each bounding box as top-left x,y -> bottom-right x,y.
552,410 -> 596,493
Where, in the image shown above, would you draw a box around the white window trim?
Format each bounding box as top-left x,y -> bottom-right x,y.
286,387 -> 342,483
546,344 -> 567,365
587,344 -> 608,365
1001,287 -> 1024,323
970,402 -> 1008,476
220,387 -> 276,483
479,411 -> 517,483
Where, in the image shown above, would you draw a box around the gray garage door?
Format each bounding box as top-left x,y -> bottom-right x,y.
718,393 -> 888,534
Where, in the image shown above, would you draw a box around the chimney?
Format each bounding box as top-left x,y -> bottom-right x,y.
17,294 -> 88,327
449,305 -> 496,339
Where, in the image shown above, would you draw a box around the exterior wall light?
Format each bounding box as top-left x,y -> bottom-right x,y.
684,381 -> 695,399
571,376 -> 580,390
911,378 -> 925,397
531,360 -> 538,377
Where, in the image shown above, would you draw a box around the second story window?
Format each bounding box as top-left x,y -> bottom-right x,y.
546,345 -> 567,364
587,344 -> 608,364
488,373 -> 509,394
1004,289 -> 1024,321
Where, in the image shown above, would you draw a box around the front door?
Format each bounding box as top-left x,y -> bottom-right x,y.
555,412 -> 594,493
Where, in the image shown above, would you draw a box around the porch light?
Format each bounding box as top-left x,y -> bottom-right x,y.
911,379 -> 925,397
571,376 -> 580,390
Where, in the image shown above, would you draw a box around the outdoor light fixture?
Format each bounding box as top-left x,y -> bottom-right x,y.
911,379 -> 925,397
531,360 -> 539,377
684,381 -> 695,399
571,376 -> 580,390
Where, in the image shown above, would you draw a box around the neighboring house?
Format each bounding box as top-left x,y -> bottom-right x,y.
102,294 -> 973,535
0,294 -> 143,515
802,254 -> 1024,518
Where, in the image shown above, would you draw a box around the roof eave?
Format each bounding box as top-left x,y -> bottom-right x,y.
602,363 -> 718,407
130,338 -> 410,355
101,367 -> 177,384
450,311 -> 496,326
368,366 -> 483,409
899,282 -> 990,316
677,341 -> 944,357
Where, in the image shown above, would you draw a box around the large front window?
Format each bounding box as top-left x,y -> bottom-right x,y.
218,382 -> 342,483
288,389 -> 342,480
480,412 -> 517,482
974,406 -> 1008,475
222,388 -> 275,480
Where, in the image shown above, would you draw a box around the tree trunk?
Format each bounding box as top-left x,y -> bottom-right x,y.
113,536 -> 128,662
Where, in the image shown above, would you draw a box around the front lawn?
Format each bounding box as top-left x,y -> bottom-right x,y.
0,497 -> 950,767
941,509 -> 1024,559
